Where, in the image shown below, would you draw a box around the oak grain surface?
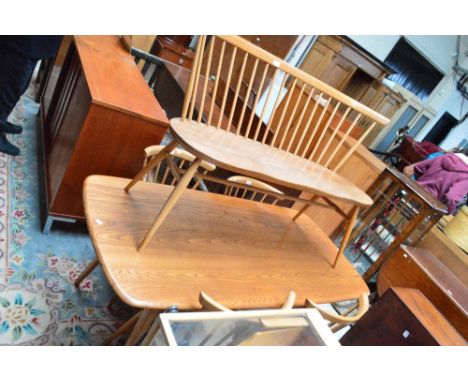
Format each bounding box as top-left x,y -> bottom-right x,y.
393,287 -> 465,345
42,36 -> 169,219
74,35 -> 168,124
378,246 -> 468,339
170,119 -> 373,207
84,175 -> 369,310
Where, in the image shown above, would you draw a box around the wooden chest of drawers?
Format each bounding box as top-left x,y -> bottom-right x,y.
341,287 -> 465,345
377,245 -> 468,340
40,36 -> 169,229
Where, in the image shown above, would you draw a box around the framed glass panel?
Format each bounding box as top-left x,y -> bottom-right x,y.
375,105 -> 418,152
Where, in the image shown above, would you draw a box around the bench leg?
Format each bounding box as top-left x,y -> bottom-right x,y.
292,195 -> 319,221
125,140 -> 177,193
104,311 -> 142,345
333,206 -> 359,267
138,158 -> 202,252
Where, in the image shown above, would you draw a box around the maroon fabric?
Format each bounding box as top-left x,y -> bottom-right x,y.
414,153 -> 468,214
413,140 -> 441,157
402,136 -> 441,157
396,136 -> 442,171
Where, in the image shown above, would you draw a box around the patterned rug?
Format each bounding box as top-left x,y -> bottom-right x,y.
0,79 -> 130,345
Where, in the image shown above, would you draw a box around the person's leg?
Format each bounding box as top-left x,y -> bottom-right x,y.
4,59 -> 37,134
0,47 -> 38,155
0,50 -> 38,131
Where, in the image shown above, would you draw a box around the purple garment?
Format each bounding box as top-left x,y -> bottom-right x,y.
414,153 -> 468,214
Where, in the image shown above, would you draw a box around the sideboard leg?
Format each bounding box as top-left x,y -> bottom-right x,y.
42,215 -> 77,234
43,215 -> 54,234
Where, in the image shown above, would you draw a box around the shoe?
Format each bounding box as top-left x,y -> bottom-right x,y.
3,122 -> 23,134
0,133 -> 20,156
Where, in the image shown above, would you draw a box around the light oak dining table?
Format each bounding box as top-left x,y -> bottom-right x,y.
81,175 -> 369,344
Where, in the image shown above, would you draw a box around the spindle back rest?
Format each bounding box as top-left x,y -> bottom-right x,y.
181,35 -> 389,173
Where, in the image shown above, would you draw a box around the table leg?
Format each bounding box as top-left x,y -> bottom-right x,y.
125,309 -> 159,346
125,140 -> 177,192
333,206 -> 359,268
348,181 -> 400,244
104,311 -> 141,345
141,319 -> 161,346
107,294 -> 119,311
74,257 -> 100,288
138,158 -> 202,252
362,210 -> 426,282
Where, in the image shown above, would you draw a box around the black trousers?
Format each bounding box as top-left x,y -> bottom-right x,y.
0,46 -> 38,132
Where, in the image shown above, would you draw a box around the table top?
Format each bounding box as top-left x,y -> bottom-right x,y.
385,167 -> 448,214
391,287 -> 466,345
73,35 -> 169,125
171,119 -> 373,207
399,246 -> 468,314
84,175 -> 369,310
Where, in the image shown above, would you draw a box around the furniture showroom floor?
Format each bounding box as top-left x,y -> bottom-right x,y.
0,80 -> 135,345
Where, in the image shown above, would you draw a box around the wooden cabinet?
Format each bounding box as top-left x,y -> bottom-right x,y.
377,246 -> 468,340
242,35 -> 298,61
365,84 -> 405,118
153,36 -> 194,69
36,36 -> 72,103
299,36 -> 404,144
40,36 -> 169,231
419,227 -> 468,286
356,82 -> 406,143
321,54 -> 357,91
341,287 -> 465,346
301,39 -> 357,91
300,36 -> 391,91
299,39 -> 331,78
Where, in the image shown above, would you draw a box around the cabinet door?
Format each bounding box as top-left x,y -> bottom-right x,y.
299,40 -> 332,78
409,113 -> 431,138
320,54 -> 357,91
358,84 -> 406,144
300,40 -> 357,91
375,90 -> 405,119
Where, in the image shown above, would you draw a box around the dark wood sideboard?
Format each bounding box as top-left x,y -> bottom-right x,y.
341,287 -> 465,346
377,245 -> 468,340
40,36 -> 169,232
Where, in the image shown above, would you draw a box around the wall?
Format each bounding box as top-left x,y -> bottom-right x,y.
416,51 -> 468,149
347,35 -> 468,148
347,35 -> 399,61
348,35 -> 462,75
